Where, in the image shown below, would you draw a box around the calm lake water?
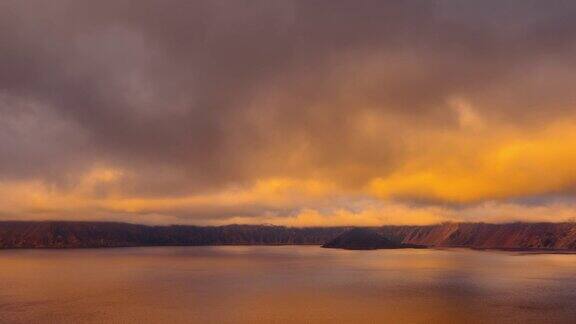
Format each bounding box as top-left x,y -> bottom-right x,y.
0,246 -> 575,323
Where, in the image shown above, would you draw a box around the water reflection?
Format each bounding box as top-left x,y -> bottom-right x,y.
0,247 -> 575,323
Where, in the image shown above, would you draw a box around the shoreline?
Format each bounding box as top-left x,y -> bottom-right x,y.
0,244 -> 575,254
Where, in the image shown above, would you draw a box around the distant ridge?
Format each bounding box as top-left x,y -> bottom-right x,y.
0,221 -> 575,250
0,221 -> 345,248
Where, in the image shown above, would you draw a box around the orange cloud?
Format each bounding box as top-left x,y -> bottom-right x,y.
369,119 -> 576,203
4,114 -> 576,225
214,200 -> 576,227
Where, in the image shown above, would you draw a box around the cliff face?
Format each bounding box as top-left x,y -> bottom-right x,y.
0,221 -> 347,248
380,222 -> 576,250
0,221 -> 575,250
0,222 -> 152,248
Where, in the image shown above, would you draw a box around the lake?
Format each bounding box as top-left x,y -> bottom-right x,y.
0,246 -> 575,323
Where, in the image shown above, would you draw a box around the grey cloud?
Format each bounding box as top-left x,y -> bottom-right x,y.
1,0 -> 576,199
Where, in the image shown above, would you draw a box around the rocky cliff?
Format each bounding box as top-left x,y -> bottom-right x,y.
380,222 -> 576,250
0,221 -> 575,250
0,221 -> 346,248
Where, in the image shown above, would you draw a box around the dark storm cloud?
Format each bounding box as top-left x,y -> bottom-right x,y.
1,0 -> 576,205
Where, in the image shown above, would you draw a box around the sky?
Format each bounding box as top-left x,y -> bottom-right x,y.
2,1 -> 576,226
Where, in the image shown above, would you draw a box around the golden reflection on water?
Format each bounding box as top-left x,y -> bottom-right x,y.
0,247 -> 575,323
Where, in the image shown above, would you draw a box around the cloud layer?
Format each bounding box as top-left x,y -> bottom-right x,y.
2,1 -> 576,225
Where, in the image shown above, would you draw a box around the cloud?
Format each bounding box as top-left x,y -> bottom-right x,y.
2,1 -> 576,224
213,200 -> 576,227
369,118 -> 576,203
